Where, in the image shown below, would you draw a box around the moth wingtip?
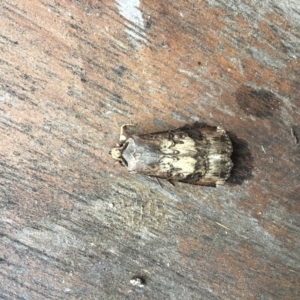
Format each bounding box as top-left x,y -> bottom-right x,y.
216,126 -> 226,133
216,180 -> 226,187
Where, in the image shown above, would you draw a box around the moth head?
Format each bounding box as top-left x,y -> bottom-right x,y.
110,147 -> 123,160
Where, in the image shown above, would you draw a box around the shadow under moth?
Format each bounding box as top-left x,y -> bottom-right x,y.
110,124 -> 233,187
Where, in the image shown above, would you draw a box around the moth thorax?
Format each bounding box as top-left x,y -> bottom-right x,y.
111,147 -> 122,160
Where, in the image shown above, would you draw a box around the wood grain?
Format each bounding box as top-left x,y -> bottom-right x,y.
0,0 -> 299,299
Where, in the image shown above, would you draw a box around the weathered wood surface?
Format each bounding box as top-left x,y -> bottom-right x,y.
0,0 -> 299,299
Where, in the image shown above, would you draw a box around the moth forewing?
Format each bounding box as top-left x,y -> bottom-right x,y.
110,125 -> 233,187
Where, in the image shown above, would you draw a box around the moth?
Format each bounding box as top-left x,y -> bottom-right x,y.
110,124 -> 233,187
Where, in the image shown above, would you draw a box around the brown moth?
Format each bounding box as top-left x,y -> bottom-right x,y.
110,124 -> 233,187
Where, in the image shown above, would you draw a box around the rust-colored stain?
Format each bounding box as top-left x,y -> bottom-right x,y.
236,85 -> 280,118
251,207 -> 262,221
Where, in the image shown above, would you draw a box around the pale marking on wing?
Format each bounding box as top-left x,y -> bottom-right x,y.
159,156 -> 197,175
159,136 -> 198,155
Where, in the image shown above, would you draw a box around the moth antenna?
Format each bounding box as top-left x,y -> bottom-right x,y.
167,179 -> 175,186
120,124 -> 133,142
156,178 -> 163,188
